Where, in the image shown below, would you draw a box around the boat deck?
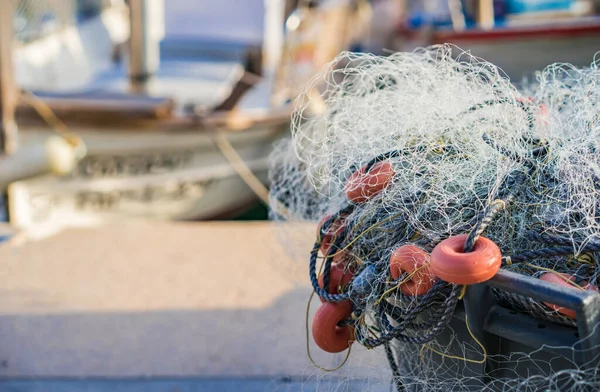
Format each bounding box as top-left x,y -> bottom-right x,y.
17,3 -> 267,114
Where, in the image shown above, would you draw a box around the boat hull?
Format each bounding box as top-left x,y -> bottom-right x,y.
9,124 -> 286,237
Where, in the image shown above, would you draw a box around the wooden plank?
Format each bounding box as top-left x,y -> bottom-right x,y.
17,92 -> 175,122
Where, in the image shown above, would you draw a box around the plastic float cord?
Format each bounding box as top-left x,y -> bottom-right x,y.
211,129 -> 294,220
19,90 -> 86,157
2,90 -> 86,223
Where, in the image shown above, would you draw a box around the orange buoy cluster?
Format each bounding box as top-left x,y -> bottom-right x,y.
311,160 -> 397,353
313,211 -> 356,353
345,161 -> 395,203
539,272 -> 599,319
312,161 -> 511,355
313,258 -> 356,352
430,234 -> 502,285
312,232 -> 507,353
387,235 -> 502,291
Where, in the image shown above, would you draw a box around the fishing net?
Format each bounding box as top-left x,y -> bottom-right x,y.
269,45 -> 600,391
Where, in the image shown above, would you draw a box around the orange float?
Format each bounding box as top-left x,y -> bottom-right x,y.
331,250 -> 350,266
312,300 -> 354,353
316,215 -> 345,255
430,234 -> 502,285
389,245 -> 436,295
318,262 -> 355,302
539,272 -> 599,319
345,161 -> 395,203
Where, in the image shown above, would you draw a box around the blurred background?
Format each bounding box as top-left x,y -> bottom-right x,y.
0,0 -> 597,390
1,0 -> 600,235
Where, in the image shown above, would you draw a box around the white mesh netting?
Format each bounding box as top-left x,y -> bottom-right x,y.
269,45 -> 600,391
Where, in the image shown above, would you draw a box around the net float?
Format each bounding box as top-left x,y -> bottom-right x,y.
318,262 -> 355,302
312,300 -> 354,353
390,245 -> 436,296
316,214 -> 346,255
430,234 -> 502,285
345,161 -> 394,203
539,272 -> 599,319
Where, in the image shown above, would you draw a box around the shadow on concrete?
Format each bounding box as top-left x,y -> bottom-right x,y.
0,376 -> 391,392
0,288 -> 391,392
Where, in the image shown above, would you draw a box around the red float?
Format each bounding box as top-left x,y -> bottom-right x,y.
345,161 -> 395,203
539,272 -> 599,319
389,245 -> 436,295
316,214 -> 345,255
318,262 -> 355,302
430,234 -> 502,285
312,300 -> 354,353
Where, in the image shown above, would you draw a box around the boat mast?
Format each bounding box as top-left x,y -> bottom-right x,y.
0,2 -> 18,154
263,0 -> 286,80
128,0 -> 164,94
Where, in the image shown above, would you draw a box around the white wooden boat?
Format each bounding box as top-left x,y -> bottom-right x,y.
9,77 -> 290,236
9,129 -> 278,234
3,0 -> 292,236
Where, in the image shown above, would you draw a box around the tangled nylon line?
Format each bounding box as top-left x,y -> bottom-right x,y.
269,45 -> 600,391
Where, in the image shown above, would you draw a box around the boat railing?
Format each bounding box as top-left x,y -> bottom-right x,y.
16,91 -> 176,122
15,91 -> 293,133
